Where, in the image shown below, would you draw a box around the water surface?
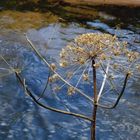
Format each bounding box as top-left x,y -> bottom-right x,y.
0,2 -> 140,140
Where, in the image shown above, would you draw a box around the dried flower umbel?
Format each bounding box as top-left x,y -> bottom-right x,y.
18,33 -> 139,140
59,33 -> 140,140
60,33 -> 140,76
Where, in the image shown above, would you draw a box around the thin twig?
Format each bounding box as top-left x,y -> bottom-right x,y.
97,61 -> 110,102
100,62 -> 120,94
59,60 -> 89,90
96,73 -> 129,109
75,62 -> 89,88
0,72 -> 14,78
0,55 -> 15,72
37,69 -> 51,101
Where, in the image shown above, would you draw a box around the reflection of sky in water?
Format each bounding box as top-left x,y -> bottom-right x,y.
0,8 -> 140,140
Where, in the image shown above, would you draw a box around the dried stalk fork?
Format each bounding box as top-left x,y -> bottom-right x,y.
15,72 -> 94,122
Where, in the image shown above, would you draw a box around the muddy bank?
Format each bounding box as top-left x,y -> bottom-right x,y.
63,0 -> 140,7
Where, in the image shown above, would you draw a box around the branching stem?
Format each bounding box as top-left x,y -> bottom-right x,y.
15,72 -> 94,122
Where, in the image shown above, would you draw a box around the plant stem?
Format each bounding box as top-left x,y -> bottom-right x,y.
15,72 -> 94,122
91,59 -> 98,140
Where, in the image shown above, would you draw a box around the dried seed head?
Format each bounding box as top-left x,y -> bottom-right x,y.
49,74 -> 59,82
68,87 -> 75,95
93,63 -> 100,68
79,58 -> 85,65
113,63 -> 118,69
50,63 -> 57,70
136,65 -> 140,71
127,71 -> 133,77
113,49 -> 121,56
49,77 -> 53,83
100,53 -> 107,60
59,32 -> 140,78
53,86 -> 60,92
60,61 -> 68,67
122,41 -> 128,47
59,33 -> 122,68
83,73 -> 89,81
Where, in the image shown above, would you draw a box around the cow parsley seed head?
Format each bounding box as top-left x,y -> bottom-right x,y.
59,33 -> 140,77
68,87 -> 75,95
49,74 -> 59,83
60,33 -> 124,67
50,63 -> 57,70
83,73 -> 89,81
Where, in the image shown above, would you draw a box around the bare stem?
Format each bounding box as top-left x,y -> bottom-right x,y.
15,72 -> 94,122
91,59 -> 98,140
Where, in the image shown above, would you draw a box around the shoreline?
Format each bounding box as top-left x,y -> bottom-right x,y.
63,0 -> 140,7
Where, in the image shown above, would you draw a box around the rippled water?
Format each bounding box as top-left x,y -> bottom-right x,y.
0,3 -> 140,140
